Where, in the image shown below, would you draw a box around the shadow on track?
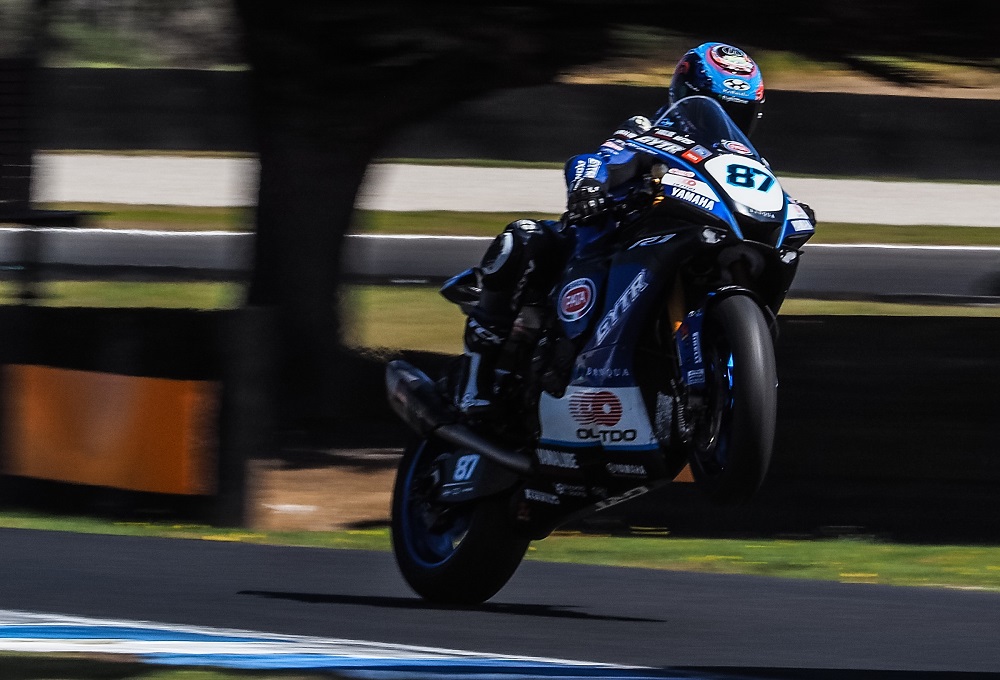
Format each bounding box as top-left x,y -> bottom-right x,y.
238,590 -> 664,623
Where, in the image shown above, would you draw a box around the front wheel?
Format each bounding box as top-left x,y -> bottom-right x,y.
391,438 -> 529,604
687,295 -> 777,505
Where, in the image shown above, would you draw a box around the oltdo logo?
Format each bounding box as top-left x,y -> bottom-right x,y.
569,390 -> 623,427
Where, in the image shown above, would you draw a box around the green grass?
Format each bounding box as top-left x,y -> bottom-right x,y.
343,284 -> 1000,355
343,285 -> 465,354
1,281 -> 993,345
352,213 -> 1000,246
40,203 -> 253,232
43,202 -> 1000,246
4,510 -> 1000,591
0,281 -> 243,309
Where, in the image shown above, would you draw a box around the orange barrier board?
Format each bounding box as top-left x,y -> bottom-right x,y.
1,365 -> 217,495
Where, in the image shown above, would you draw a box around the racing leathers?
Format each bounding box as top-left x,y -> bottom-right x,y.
457,116 -> 653,414
458,110 -> 813,413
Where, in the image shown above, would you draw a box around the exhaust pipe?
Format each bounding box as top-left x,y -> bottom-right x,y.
385,360 -> 534,476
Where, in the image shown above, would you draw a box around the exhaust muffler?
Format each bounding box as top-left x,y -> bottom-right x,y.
385,360 -> 534,476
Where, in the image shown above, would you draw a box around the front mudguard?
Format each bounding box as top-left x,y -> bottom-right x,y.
704,286 -> 778,341
675,287 -> 777,391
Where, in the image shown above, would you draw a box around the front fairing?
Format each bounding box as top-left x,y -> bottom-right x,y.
626,96 -> 813,248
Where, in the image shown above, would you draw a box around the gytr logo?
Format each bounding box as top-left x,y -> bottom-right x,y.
595,270 -> 648,343
569,390 -> 623,427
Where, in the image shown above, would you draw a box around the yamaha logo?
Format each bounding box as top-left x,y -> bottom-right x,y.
724,78 -> 750,91
569,390 -> 623,427
558,278 -> 596,322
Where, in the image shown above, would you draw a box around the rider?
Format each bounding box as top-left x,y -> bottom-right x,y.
458,42 -> 811,414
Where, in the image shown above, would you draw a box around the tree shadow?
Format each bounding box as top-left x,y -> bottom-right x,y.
238,590 -> 664,623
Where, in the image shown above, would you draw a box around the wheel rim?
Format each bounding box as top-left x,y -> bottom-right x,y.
400,442 -> 472,568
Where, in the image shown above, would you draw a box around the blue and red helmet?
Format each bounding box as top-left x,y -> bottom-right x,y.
669,42 -> 765,137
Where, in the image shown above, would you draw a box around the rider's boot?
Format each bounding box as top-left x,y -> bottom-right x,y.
458,317 -> 508,415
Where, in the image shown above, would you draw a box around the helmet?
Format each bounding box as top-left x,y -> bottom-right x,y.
669,43 -> 765,137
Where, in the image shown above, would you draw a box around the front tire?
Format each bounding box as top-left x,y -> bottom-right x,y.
391,438 -> 529,604
687,295 -> 777,505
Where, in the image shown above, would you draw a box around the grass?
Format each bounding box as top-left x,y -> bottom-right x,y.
343,284 -> 1000,355
4,510 -> 1000,591
0,281 -> 244,309
39,203 -> 253,232
42,201 -> 1000,246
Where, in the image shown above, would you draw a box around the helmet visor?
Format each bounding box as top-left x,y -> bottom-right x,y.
720,98 -> 762,137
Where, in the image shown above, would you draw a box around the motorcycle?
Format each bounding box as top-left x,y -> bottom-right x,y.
385,96 -> 816,604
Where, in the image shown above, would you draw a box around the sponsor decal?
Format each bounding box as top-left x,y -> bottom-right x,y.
571,156 -> 603,182
601,140 -> 625,152
439,485 -> 473,498
539,387 -> 658,450
558,278 -> 596,322
723,78 -> 751,91
536,448 -> 580,468
668,167 -> 696,178
595,270 -> 649,344
691,330 -> 703,365
452,454 -> 480,482
570,390 -> 623,426
670,186 -> 716,211
613,128 -> 639,139
747,207 -> 777,219
594,486 -> 649,511
606,462 -> 646,476
524,489 -> 560,505
652,128 -> 695,146
577,428 -> 638,443
634,135 -> 683,155
628,234 -> 675,250
686,368 -> 705,385
722,140 -> 753,155
584,366 -> 631,379
708,44 -> 757,76
681,145 -> 712,164
791,219 -> 814,232
554,483 -> 588,498
661,175 -> 720,202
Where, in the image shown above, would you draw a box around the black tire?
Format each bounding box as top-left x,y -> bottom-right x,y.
391,438 -> 529,604
686,295 -> 777,505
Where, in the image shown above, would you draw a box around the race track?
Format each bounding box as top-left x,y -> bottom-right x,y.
2,527 -> 999,672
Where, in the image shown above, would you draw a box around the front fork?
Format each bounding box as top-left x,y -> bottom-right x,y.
665,276 -> 706,445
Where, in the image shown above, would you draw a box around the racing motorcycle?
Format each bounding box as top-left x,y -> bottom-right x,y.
385,96 -> 816,604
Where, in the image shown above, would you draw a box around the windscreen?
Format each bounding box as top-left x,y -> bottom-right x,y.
653,96 -> 758,156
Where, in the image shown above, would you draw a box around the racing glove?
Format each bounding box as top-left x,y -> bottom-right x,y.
566,178 -> 609,222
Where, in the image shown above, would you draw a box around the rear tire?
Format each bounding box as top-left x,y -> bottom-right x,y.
391,438 -> 529,604
687,295 -> 777,505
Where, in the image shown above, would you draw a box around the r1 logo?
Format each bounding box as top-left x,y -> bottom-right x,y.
726,164 -> 774,192
453,454 -> 480,482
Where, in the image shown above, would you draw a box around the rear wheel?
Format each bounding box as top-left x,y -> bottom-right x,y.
391,438 -> 529,604
687,295 -> 777,505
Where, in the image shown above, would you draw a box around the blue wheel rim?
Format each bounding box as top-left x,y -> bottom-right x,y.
400,442 -> 471,568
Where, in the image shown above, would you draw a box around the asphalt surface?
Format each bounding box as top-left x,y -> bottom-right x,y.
2,527 -> 999,672
2,229 -> 995,302
31,155 -> 1000,226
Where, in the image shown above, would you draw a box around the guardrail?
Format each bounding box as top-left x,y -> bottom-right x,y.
1,228 -> 998,302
